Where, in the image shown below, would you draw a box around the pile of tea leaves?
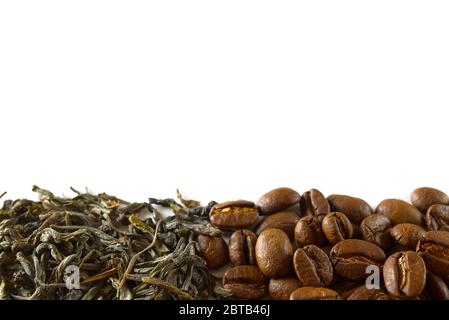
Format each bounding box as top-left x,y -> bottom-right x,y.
0,186 -> 230,300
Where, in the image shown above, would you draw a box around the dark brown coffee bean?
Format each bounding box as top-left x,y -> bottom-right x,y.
223,265 -> 267,299
255,228 -> 293,278
347,286 -> 390,300
330,239 -> 386,281
290,287 -> 339,300
425,271 -> 449,300
300,189 -> 330,218
426,204 -> 449,231
411,187 -> 449,213
209,200 -> 259,229
256,187 -> 301,215
256,211 -> 299,240
390,223 -> 426,249
294,216 -> 327,248
268,277 -> 301,300
376,199 -> 424,226
196,234 -> 228,270
228,229 -> 257,266
383,251 -> 426,298
327,194 -> 373,224
322,212 -> 353,245
293,245 -> 333,286
417,231 -> 449,276
360,214 -> 393,250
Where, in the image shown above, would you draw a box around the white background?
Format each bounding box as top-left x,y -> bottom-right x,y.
1,1 -> 448,208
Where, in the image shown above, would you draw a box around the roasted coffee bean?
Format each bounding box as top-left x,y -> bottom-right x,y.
329,280 -> 362,299
290,287 -> 339,300
256,211 -> 299,240
417,231 -> 449,276
347,286 -> 390,300
257,187 -> 301,215
330,239 -> 386,281
294,216 -> 327,248
376,199 -> 424,226
293,245 -> 333,286
426,204 -> 449,231
425,271 -> 449,300
300,189 -> 330,218
327,194 -> 373,224
268,277 -> 301,300
228,229 -> 257,266
390,223 -> 426,249
360,214 -> 393,250
209,200 -> 259,229
223,265 -> 267,299
322,212 -> 353,245
411,187 -> 449,213
196,234 -> 228,270
255,228 -> 293,278
383,251 -> 426,298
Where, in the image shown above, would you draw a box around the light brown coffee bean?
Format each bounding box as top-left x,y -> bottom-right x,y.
376,199 -> 424,226
196,234 -> 228,270
300,189 -> 330,218
256,211 -> 299,240
256,187 -> 301,215
223,265 -> 267,299
360,214 -> 393,250
268,277 -> 301,300
228,229 -> 257,266
322,212 -> 353,245
389,223 -> 426,249
426,204 -> 449,231
347,286 -> 390,300
417,231 -> 449,276
289,287 -> 339,300
327,194 -> 373,224
293,245 -> 333,287
294,216 -> 327,248
209,200 -> 259,229
411,187 -> 449,213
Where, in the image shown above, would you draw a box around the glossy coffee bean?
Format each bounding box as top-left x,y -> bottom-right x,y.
376,199 -> 424,226
290,287 -> 339,300
300,189 -> 330,218
256,187 -> 301,215
417,231 -> 449,276
223,265 -> 267,299
293,245 -> 333,286
330,239 -> 386,281
426,204 -> 449,231
255,228 -> 293,278
327,194 -> 373,224
411,187 -> 449,213
256,211 -> 299,240
196,234 -> 228,270
268,277 -> 301,300
347,286 -> 390,300
228,229 -> 257,266
209,200 -> 259,229
390,223 -> 426,249
294,216 -> 327,248
425,271 -> 449,300
360,214 -> 393,250
322,212 -> 353,244
383,251 -> 426,298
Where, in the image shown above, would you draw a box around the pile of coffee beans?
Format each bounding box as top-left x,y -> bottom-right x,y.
196,187 -> 449,300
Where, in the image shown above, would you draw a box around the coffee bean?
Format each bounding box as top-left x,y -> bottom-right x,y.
383,251 -> 426,298
196,234 -> 228,270
360,214 -> 393,250
426,204 -> 449,231
294,215 -> 327,248
411,187 -> 449,213
256,211 -> 299,240
223,265 -> 267,299
390,223 -> 426,249
255,228 -> 293,278
257,187 -> 301,215
329,280 -> 362,299
228,229 -> 257,266
376,199 -> 424,226
327,194 -> 373,224
425,271 -> 449,300
322,212 -> 353,245
417,231 -> 449,276
300,189 -> 330,218
293,245 -> 333,286
289,287 -> 339,300
268,277 -> 301,300
347,286 -> 390,300
209,200 -> 259,229
330,239 -> 386,280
